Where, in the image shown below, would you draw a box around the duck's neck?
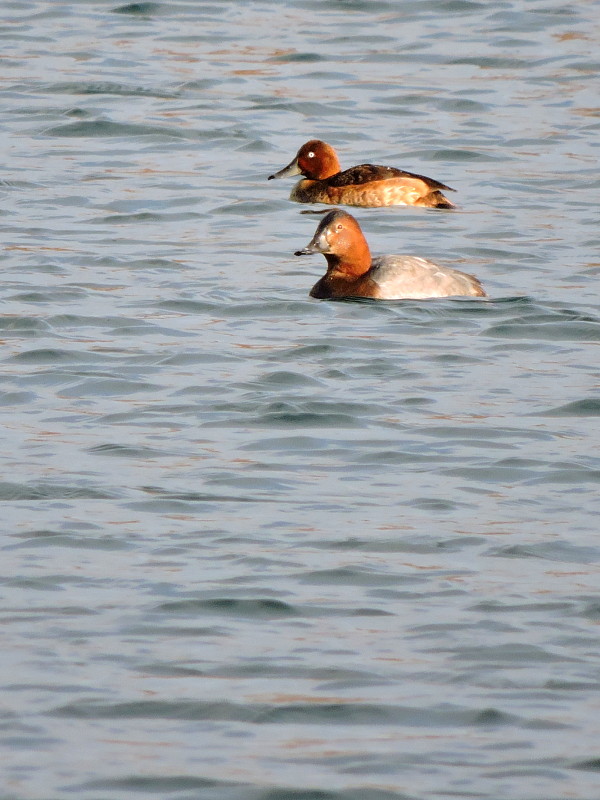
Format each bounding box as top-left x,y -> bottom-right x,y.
324,238 -> 371,280
314,150 -> 341,179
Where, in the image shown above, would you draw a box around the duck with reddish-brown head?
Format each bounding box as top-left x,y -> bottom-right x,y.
270,140 -> 455,209
295,209 -> 486,300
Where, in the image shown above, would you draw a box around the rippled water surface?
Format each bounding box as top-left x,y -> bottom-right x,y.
2,1 -> 600,799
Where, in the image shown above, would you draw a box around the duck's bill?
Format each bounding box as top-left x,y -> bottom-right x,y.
294,224 -> 330,256
268,159 -> 302,180
294,237 -> 327,257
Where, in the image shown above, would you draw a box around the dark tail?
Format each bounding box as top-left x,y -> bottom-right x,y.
431,191 -> 456,209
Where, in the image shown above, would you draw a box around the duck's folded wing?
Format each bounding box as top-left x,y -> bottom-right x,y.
328,165 -> 454,192
369,255 -> 485,299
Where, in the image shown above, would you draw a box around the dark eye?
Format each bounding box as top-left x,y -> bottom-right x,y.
336,224 -> 343,231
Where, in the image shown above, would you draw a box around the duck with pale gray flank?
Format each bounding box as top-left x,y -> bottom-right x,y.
295,209 -> 486,300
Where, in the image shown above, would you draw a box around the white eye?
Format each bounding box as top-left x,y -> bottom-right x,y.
308,151 -> 315,158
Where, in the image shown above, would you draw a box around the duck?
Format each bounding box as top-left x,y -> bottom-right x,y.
269,139 -> 455,209
295,209 -> 486,300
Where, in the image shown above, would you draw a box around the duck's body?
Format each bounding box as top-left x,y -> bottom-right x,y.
309,252 -> 485,300
269,140 -> 455,209
295,209 -> 486,301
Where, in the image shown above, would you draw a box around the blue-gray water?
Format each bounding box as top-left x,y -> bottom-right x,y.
1,1 -> 599,799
